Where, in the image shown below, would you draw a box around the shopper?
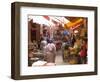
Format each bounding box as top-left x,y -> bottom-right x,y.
79,38 -> 87,64
43,39 -> 56,63
40,37 -> 47,51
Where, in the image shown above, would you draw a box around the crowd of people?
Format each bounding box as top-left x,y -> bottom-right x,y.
40,25 -> 87,64
28,20 -> 88,66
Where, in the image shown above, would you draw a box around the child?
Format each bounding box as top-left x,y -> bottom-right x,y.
63,45 -> 70,62
79,38 -> 87,64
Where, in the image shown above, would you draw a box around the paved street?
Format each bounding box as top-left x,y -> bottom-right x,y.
55,50 -> 68,65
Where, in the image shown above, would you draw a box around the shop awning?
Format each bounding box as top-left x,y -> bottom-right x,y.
28,16 -> 55,27
64,18 -> 84,29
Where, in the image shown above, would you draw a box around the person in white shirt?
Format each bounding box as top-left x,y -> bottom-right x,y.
44,39 -> 56,63
40,37 -> 47,51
